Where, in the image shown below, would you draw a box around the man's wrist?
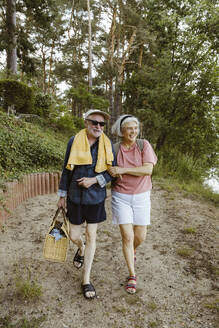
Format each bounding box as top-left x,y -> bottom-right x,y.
57,189 -> 67,197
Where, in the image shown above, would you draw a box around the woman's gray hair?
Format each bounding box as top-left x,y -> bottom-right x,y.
111,114 -> 140,137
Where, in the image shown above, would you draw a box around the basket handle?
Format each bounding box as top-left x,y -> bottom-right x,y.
52,207 -> 68,226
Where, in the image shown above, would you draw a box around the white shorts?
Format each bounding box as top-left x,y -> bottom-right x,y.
111,190 -> 151,226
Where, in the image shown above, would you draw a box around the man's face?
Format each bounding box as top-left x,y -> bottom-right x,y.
85,114 -> 105,139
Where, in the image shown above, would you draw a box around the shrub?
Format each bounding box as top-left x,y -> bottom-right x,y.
52,114 -> 84,138
154,150 -> 205,183
54,114 -> 75,132
0,79 -> 34,114
34,93 -> 54,117
0,111 -> 65,179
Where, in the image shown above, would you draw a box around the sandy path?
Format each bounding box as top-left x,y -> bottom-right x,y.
0,182 -> 218,328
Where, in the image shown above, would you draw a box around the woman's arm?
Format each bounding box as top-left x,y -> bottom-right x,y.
108,163 -> 153,177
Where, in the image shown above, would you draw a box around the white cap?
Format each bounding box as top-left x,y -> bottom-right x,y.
83,109 -> 110,120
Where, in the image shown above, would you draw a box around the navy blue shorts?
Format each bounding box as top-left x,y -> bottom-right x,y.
66,198 -> 106,225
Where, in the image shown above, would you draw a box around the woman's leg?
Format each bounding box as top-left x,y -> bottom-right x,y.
119,224 -> 136,293
119,224 -> 135,275
133,225 -> 147,252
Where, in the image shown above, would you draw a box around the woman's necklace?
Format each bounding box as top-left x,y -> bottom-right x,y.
122,142 -> 134,150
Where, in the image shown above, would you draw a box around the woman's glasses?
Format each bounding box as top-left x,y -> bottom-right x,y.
86,119 -> 106,127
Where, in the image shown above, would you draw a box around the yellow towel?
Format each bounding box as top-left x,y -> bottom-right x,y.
66,129 -> 114,173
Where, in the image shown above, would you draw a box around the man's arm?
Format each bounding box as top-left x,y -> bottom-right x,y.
57,137 -> 74,208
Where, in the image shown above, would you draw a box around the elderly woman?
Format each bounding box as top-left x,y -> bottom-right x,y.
108,115 -> 157,294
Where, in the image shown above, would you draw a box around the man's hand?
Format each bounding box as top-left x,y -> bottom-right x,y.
77,177 -> 97,189
57,197 -> 66,208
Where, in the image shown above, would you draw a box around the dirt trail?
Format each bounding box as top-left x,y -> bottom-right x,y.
0,182 -> 218,328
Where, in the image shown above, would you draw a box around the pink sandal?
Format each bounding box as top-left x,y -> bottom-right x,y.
126,276 -> 136,294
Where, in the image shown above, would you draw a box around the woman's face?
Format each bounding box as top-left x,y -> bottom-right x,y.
122,121 -> 138,143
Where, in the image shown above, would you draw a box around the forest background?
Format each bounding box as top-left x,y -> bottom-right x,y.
0,0 -> 218,202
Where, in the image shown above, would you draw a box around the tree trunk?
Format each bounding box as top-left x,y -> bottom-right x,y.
138,45 -> 143,68
48,40 -> 55,94
67,0 -> 75,39
87,0 -> 92,91
114,29 -> 137,120
108,6 -> 117,134
6,0 -> 17,74
41,47 -> 47,94
156,132 -> 167,151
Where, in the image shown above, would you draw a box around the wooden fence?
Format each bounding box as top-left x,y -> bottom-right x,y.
0,172 -> 61,225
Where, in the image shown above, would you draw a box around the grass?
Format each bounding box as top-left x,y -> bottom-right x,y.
182,227 -> 197,234
147,301 -> 158,312
15,279 -> 42,300
203,299 -> 219,312
155,177 -> 219,205
14,265 -> 42,300
124,294 -> 141,305
112,305 -> 127,313
154,149 -> 219,206
176,247 -> 194,258
0,315 -> 46,328
148,322 -> 159,328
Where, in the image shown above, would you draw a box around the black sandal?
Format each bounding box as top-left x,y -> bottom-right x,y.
81,283 -> 96,299
73,248 -> 84,269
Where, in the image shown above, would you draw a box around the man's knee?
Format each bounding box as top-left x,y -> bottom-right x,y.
85,224 -> 97,243
70,232 -> 80,243
85,230 -> 96,243
69,225 -> 81,243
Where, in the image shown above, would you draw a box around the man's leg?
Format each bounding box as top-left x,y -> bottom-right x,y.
82,223 -> 98,298
69,223 -> 85,268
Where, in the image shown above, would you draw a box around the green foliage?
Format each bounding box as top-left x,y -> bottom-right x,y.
122,0 -> 218,172
154,149 -> 219,204
0,79 -> 34,114
67,84 -> 109,112
72,116 -> 84,130
52,113 -> 83,138
34,93 -> 54,117
154,150 -> 205,183
0,111 -> 66,180
0,0 -> 217,195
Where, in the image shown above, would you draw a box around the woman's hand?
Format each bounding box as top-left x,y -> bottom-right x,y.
108,166 -> 124,177
77,177 -> 97,189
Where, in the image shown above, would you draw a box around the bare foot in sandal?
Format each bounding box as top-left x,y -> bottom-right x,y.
73,247 -> 85,269
81,283 -> 96,299
126,276 -> 136,294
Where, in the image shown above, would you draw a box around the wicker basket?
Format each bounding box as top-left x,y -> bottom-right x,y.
43,208 -> 69,262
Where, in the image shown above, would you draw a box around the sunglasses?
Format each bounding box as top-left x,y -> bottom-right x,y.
86,119 -> 106,127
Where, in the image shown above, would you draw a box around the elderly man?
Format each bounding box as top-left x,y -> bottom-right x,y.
57,109 -> 115,299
